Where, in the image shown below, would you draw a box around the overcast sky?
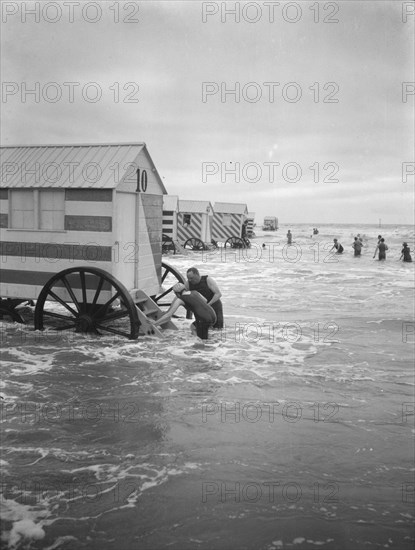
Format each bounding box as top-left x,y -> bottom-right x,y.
1,1 -> 414,224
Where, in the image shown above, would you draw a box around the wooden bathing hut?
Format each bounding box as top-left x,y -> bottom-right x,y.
0,142 -> 185,338
262,216 -> 278,231
246,212 -> 256,237
177,200 -> 213,250
211,202 -> 249,247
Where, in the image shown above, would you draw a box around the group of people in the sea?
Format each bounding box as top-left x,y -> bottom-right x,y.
152,235 -> 412,341
330,234 -> 412,262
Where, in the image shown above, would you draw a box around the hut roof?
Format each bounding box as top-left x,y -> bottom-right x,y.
0,142 -> 167,193
247,212 -> 256,219
163,195 -> 179,211
213,202 -> 248,215
179,200 -> 213,214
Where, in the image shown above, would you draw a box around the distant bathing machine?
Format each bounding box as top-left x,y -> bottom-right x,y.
212,202 -> 249,242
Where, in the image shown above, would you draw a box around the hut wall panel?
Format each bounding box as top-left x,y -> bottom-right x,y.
65,201 -> 112,217
0,198 -> 8,215
0,241 -> 113,262
136,193 -> 163,295
177,213 -> 204,243
65,189 -> 113,202
212,213 -> 242,240
162,211 -> 177,240
0,229 -> 114,247
64,215 -> 112,232
201,215 -> 211,242
0,282 -> 51,300
0,258 -> 113,275
112,192 -> 136,292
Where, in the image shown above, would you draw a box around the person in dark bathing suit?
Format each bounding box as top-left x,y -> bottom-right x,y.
184,267 -> 224,329
373,238 -> 388,260
352,237 -> 364,257
400,242 -> 412,262
151,283 -> 216,340
331,238 -> 344,254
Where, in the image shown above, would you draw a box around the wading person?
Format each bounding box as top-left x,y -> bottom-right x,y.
352,237 -> 364,257
184,267 -> 224,329
331,238 -> 344,254
373,238 -> 388,260
151,284 -> 216,340
400,242 -> 412,262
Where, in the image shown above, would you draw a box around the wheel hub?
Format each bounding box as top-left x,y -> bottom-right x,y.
76,313 -> 95,333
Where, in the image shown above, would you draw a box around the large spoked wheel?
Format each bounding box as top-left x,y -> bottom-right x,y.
184,237 -> 206,251
225,236 -> 245,249
34,267 -> 140,339
152,262 -> 192,319
162,234 -> 176,255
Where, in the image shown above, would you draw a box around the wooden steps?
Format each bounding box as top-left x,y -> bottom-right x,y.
129,289 -> 177,337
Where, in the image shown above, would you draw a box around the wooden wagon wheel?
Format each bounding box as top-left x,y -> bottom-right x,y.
152,262 -> 192,319
0,298 -> 31,324
225,236 -> 245,249
162,233 -> 176,255
34,267 -> 140,339
183,237 -> 205,251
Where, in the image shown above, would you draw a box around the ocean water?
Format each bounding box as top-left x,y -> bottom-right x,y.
1,223 -> 414,550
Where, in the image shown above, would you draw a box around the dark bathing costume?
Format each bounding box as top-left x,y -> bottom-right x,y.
178,290 -> 216,340
188,275 -> 224,329
378,242 -> 387,260
402,246 -> 412,262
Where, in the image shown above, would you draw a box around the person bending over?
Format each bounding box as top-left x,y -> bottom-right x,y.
331,238 -> 344,254
184,267 -> 224,329
151,283 -> 216,340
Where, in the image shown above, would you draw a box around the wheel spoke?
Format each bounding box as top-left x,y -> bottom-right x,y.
94,290 -> 121,318
61,275 -> 81,312
91,277 -> 105,306
155,287 -> 174,301
80,271 -> 87,306
161,266 -> 172,283
47,289 -> 78,317
98,309 -> 130,323
95,323 -> 130,338
43,310 -> 76,321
